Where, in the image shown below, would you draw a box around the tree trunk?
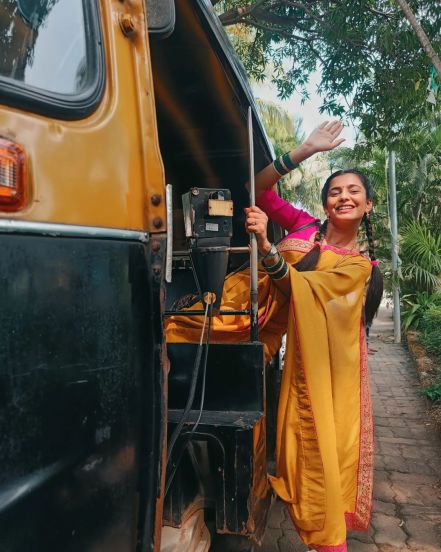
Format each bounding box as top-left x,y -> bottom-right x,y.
395,0 -> 441,80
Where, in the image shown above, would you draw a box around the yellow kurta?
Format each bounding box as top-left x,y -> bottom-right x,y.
166,238 -> 374,552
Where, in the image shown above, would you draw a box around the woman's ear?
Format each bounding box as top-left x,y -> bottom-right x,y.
365,200 -> 373,214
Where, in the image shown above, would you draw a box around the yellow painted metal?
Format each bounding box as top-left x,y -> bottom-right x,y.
0,0 -> 166,233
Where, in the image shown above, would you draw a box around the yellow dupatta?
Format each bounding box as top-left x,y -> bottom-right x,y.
165,239 -> 374,552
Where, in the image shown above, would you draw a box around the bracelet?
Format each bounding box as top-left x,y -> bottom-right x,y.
273,157 -> 289,176
270,261 -> 289,280
279,155 -> 290,173
263,253 -> 284,273
282,152 -> 299,171
262,243 -> 278,260
273,154 -> 300,177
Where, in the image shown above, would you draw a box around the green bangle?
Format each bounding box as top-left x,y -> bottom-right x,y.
282,153 -> 299,171
273,157 -> 289,176
262,243 -> 278,260
270,261 -> 289,280
263,254 -> 284,273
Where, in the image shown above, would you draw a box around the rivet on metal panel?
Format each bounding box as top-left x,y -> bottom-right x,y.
191,188 -> 199,196
153,217 -> 163,229
119,14 -> 136,37
151,194 -> 162,206
153,265 -> 161,275
151,240 -> 161,252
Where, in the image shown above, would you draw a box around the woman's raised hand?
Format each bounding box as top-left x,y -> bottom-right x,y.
244,206 -> 271,256
303,120 -> 345,155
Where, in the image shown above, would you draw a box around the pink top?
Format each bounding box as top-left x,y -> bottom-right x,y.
256,188 -> 319,241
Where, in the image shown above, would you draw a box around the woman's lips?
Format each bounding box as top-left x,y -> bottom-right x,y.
336,205 -> 355,212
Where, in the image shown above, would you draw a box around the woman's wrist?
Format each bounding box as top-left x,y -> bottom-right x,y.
259,239 -> 272,257
289,142 -> 316,164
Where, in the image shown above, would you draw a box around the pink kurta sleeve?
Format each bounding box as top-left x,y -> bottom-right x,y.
256,188 -> 317,235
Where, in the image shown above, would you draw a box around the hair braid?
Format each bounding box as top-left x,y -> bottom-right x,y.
363,213 -> 376,261
294,219 -> 328,272
363,213 -> 383,325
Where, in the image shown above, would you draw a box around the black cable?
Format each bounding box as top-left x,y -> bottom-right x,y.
190,302 -> 213,434
165,302 -> 213,496
166,302 -> 209,467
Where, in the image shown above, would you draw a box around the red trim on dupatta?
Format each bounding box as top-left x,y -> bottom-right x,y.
314,542 -> 347,552
345,321 -> 374,531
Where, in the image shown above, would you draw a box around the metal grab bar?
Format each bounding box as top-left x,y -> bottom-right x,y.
164,309 -> 249,317
248,107 -> 259,342
172,246 -> 249,257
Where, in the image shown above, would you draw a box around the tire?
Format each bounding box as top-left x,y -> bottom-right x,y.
210,534 -> 255,552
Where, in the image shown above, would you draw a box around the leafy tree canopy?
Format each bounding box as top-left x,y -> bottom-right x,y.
213,0 -> 441,146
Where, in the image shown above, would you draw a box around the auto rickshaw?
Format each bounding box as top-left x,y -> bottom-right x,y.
0,1 -> 281,550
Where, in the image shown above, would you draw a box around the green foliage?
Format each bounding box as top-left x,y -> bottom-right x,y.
420,305 -> 441,357
420,382 -> 441,402
401,222 -> 441,293
401,291 -> 441,330
395,116 -> 441,231
255,99 -> 303,156
215,0 -> 441,144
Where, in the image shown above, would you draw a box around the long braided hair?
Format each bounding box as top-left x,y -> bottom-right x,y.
294,169 -> 383,325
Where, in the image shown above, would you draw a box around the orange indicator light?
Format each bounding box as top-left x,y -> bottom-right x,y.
0,138 -> 27,211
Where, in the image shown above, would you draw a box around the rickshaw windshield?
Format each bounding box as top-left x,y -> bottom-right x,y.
0,0 -> 89,96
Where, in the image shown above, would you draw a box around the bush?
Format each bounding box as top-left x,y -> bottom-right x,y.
401,291 -> 441,331
420,382 -> 441,403
419,305 -> 441,358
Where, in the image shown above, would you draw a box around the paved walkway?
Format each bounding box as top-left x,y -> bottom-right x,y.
260,306 -> 441,552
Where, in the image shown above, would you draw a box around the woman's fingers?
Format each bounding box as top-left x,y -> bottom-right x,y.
244,206 -> 268,240
333,138 -> 346,148
323,120 -> 343,137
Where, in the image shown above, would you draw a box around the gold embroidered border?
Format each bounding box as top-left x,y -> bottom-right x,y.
278,238 -> 368,260
278,238 -> 314,253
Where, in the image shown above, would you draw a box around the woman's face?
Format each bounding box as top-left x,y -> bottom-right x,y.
324,173 -> 372,225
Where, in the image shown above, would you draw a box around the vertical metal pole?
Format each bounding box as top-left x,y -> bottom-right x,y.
248,107 -> 259,341
165,184 -> 173,283
388,150 -> 401,343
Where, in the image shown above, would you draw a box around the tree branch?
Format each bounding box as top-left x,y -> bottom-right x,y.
238,19 -> 319,44
367,7 -> 399,19
218,0 -> 268,26
395,0 -> 441,80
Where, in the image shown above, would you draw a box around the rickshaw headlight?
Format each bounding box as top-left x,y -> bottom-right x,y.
0,138 -> 27,212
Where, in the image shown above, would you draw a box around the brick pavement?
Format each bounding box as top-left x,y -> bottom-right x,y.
260,306 -> 441,552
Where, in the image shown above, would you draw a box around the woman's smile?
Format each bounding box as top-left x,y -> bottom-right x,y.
336,204 -> 355,213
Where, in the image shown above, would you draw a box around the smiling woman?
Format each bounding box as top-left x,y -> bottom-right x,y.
166,122 -> 383,552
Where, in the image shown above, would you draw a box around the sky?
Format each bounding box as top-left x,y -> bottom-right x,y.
252,71 -> 357,148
